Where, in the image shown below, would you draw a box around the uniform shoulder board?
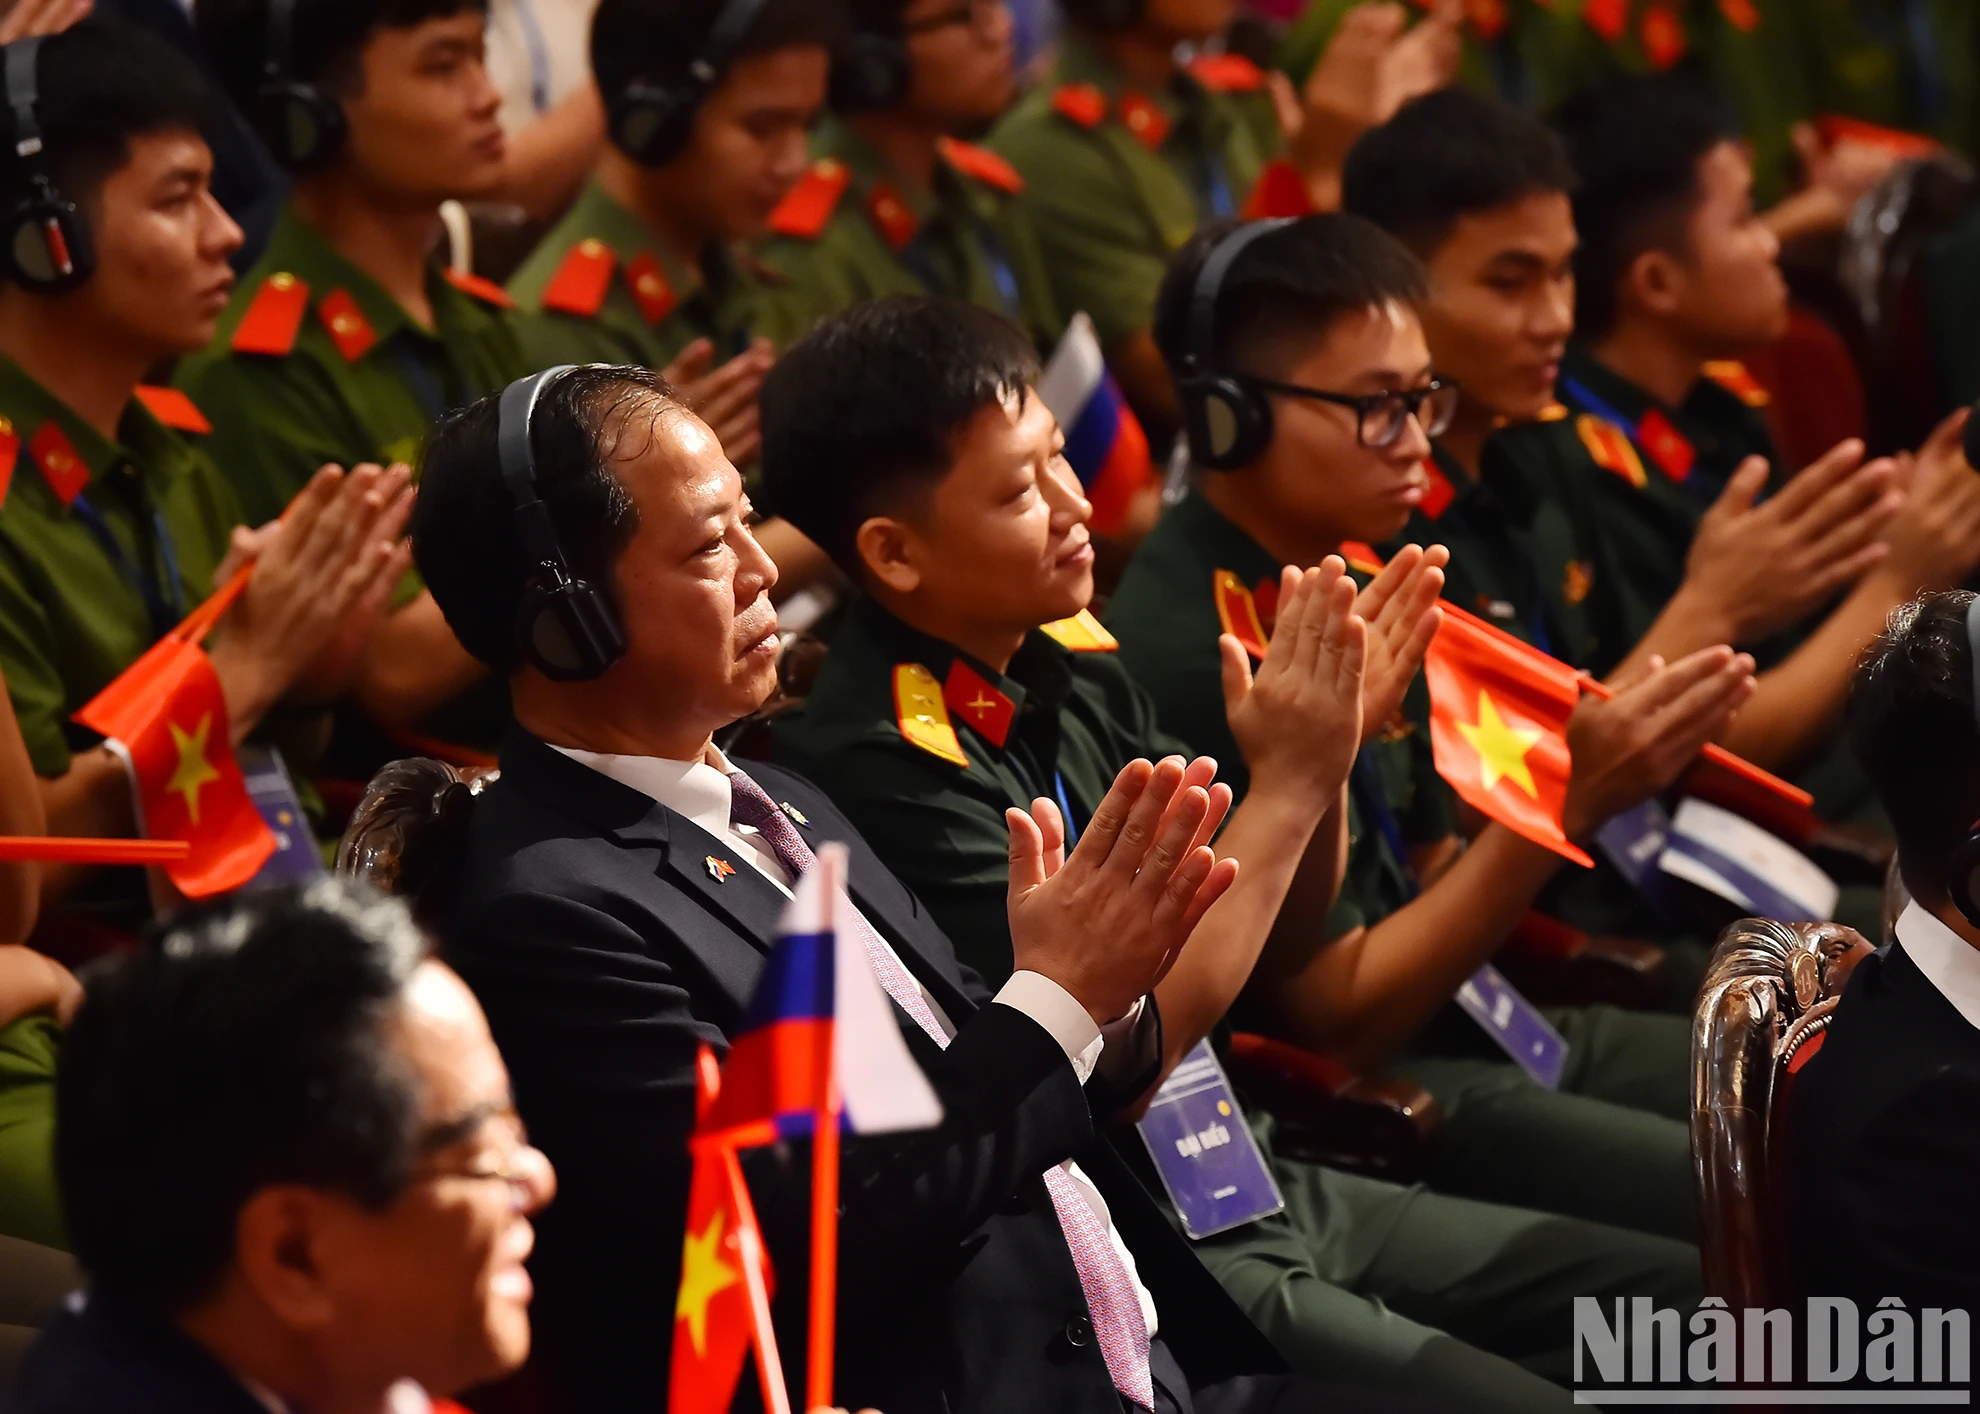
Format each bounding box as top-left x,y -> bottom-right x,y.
541,238 -> 617,317
1575,413 -> 1648,489
230,270 -> 310,356
1338,542 -> 1385,576
1051,83 -> 1107,129
133,385 -> 212,434
0,415 -> 18,510
937,136 -> 1024,194
893,663 -> 969,767
1700,359 -> 1771,408
443,266 -> 516,310
767,159 -> 852,241
1185,52 -> 1265,93
1039,608 -> 1118,652
1241,159 -> 1313,220
1536,402 -> 1570,422
1213,569 -> 1270,661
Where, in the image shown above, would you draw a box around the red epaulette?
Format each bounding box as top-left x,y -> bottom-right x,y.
1639,3 -> 1687,70
133,385 -> 212,434
541,238 -> 617,317
1051,83 -> 1107,129
1700,359 -> 1771,408
0,415 -> 18,509
317,289 -> 377,363
230,271 -> 309,356
1241,159 -> 1314,220
1185,52 -> 1265,93
443,266 -> 516,310
767,159 -> 852,240
936,136 -> 1024,194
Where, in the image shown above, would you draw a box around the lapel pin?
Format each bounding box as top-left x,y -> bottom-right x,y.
779,801 -> 810,828
705,855 -> 737,882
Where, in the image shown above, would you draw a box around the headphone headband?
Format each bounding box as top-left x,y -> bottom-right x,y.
264,0 -> 297,84
5,37 -> 43,161
1185,217 -> 1293,380
498,364 -> 576,514
693,0 -> 774,85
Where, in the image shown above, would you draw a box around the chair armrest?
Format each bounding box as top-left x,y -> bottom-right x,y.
1499,912 -> 1669,1010
1224,1032 -> 1441,1181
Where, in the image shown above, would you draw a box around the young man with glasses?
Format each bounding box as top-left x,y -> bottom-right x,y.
758,293 -> 1706,1411
1109,213 -> 1756,1262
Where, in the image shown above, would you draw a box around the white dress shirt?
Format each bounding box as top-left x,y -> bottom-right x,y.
552,743 -> 1159,1336
1896,901 -> 1980,1032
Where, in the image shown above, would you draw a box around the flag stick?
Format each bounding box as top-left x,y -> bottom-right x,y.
0,837 -> 190,864
806,1077 -> 841,1413
718,1141 -> 792,1414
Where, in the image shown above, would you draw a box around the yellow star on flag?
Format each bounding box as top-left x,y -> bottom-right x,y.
166,712 -> 222,824
675,1208 -> 740,1357
1456,690 -> 1542,798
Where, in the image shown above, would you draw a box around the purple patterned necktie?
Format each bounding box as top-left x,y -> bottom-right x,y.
728,769 -> 1154,1408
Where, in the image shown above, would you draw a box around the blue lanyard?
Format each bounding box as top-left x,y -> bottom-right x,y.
1351,754 -> 1419,902
975,226 -> 1023,321
1053,770 -> 1082,849
70,490 -> 184,640
1556,373 -> 1633,440
1197,148 -> 1235,220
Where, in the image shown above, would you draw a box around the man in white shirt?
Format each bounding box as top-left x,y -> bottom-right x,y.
411,364 -> 1430,1413
1789,589 -> 1980,1328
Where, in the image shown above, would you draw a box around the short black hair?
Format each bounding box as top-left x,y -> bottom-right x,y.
1552,74 -> 1735,341
57,879 -> 431,1314
590,0 -> 844,111
759,294 -> 1039,574
1152,214 -> 1428,386
1850,592 -> 1980,906
196,0 -> 488,125
413,365 -> 674,674
1342,87 -> 1574,257
0,19 -> 216,240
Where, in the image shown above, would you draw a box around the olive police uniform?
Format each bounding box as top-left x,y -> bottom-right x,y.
1106,490 -> 1700,1242
177,206 -> 531,528
0,361 -> 239,928
507,178 -> 798,372
769,592 -> 1696,1409
0,1014 -> 58,1250
987,34 -> 1283,353
758,118 -> 1064,351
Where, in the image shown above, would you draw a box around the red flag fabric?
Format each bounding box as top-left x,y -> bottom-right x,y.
672,1045 -> 778,1414
1423,605 -> 1593,866
72,638 -> 273,896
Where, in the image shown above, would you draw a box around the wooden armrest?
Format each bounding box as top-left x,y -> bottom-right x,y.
1500,912 -> 1669,1010
1224,1032 -> 1441,1181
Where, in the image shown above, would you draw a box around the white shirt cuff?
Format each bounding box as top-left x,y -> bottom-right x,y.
992,970 -> 1108,1083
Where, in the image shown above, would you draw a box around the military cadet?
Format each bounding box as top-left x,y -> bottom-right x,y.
0,22 -> 411,923
1112,214 -> 1761,1245
985,0 -> 1458,436
760,294 -> 1702,1411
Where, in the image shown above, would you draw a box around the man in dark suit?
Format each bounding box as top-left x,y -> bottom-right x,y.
411,363 -> 1435,1414
1790,589 -> 1980,1319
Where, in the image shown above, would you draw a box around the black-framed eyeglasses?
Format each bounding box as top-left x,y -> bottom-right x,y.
1246,376 -> 1460,448
902,0 -> 1005,39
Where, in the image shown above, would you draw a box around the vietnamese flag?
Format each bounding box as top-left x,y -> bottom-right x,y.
1423,605 -> 1593,866
72,626 -> 274,898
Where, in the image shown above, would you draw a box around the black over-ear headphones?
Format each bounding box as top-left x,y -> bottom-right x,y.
829,25 -> 912,114
1176,218 -> 1292,471
1947,595 -> 1980,925
1,37 -> 92,293
1063,0 -> 1144,30
500,366 -> 630,682
258,0 -> 347,171
607,0 -> 772,167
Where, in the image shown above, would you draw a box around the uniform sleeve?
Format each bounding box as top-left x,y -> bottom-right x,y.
1399,684 -> 1456,847
993,124 -> 1173,351
0,541 -> 75,777
177,352 -> 368,529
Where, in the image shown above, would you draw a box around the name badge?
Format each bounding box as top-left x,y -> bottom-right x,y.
1593,799 -> 1678,920
1136,1040 -> 1284,1239
1658,797 -> 1837,922
239,746 -> 326,888
1456,964 -> 1568,1089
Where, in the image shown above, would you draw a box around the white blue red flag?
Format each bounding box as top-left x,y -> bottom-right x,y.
1037,313 -> 1154,537
701,843 -> 942,1144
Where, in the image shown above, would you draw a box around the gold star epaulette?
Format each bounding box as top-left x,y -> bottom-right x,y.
1213,569 -> 1271,661
1701,359 -> 1771,408
1039,608 -> 1118,652
1574,413 -> 1647,489
893,663 -> 968,767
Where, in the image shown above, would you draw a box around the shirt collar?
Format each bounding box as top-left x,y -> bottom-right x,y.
548,741 -> 739,840
262,204 -> 488,354
0,354 -> 190,504
846,594 -> 1092,734
1169,487 -> 1284,583
1896,900 -> 1980,1032
1558,346 -> 1692,437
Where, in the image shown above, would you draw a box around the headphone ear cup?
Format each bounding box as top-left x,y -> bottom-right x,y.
1949,833 -> 1980,929
829,32 -> 912,112
608,80 -> 699,167
259,83 -> 347,171
4,194 -> 92,293
1182,374 -> 1271,471
516,576 -> 629,682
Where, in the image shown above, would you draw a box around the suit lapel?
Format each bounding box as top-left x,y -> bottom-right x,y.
656,811 -> 792,955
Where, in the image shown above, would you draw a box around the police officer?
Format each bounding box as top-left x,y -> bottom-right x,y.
0,23 -> 409,924
759,293 -> 1700,1412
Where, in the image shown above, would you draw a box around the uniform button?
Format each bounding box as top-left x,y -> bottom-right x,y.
1064,1315 -> 1092,1348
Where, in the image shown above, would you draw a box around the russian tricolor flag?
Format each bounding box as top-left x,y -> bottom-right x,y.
1038,313 -> 1154,537
701,843 -> 942,1144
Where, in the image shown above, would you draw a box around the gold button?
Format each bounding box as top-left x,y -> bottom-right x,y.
333,314 -> 357,334
637,274 -> 663,296
0,416 -> 14,436
817,159 -> 843,178
579,238 -> 606,257
270,272 -> 296,290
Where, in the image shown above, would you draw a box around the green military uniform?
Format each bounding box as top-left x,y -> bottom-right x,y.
757,118 -> 1064,351
987,32 -> 1282,353
0,359 -> 241,924
508,177 -> 799,372
769,592 -> 1694,1409
178,204 -> 532,528
1789,0 -> 1979,157
0,1013 -> 59,1249
1107,489 -> 1700,1241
